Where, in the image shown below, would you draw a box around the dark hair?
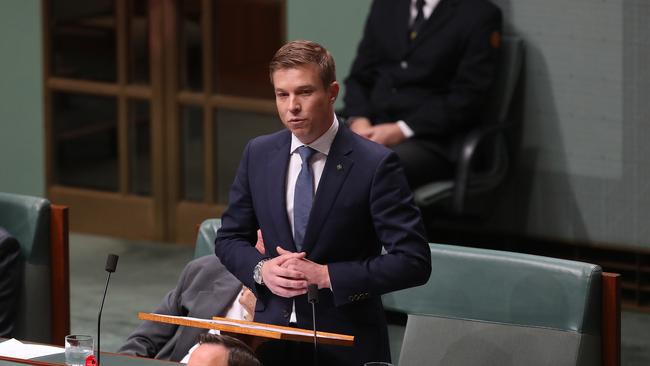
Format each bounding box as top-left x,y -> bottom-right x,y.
269,40 -> 336,88
198,333 -> 262,366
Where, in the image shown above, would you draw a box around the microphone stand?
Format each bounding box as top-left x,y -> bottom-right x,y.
97,254 -> 118,366
96,272 -> 112,366
308,284 -> 319,366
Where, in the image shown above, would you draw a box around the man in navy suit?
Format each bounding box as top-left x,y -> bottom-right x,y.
215,40 -> 431,365
343,0 -> 502,188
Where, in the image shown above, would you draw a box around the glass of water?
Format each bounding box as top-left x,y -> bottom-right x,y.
64,335 -> 93,366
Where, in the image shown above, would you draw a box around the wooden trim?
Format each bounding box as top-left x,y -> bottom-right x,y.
47,78 -> 119,95
211,95 -> 276,114
49,204 -> 70,346
117,0 -> 128,85
602,272 -> 621,366
47,78 -> 152,98
176,91 -> 276,114
202,0 -> 215,203
202,0 -> 213,95
49,185 -> 156,240
150,0 -> 167,241
174,201 -> 225,244
117,0 -> 129,194
163,0 -> 180,241
204,105 -> 215,203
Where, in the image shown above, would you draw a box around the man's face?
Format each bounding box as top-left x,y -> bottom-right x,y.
187,343 -> 229,366
272,63 -> 339,144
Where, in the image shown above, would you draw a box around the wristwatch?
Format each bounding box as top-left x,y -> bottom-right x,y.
253,259 -> 270,285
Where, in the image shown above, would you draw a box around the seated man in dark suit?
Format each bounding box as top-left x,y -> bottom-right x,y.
343,0 -> 502,189
0,227 -> 21,338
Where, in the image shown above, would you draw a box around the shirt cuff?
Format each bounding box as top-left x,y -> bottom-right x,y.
396,120 -> 414,138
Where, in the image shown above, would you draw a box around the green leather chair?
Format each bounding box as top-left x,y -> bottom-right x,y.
383,244 -> 620,366
0,192 -> 70,345
193,218 -> 221,259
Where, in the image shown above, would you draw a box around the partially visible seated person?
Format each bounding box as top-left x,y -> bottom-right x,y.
187,334 -> 261,366
342,0 -> 502,189
119,231 -> 266,362
0,227 -> 21,338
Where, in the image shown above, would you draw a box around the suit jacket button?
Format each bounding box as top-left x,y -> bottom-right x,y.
400,60 -> 408,69
282,310 -> 290,318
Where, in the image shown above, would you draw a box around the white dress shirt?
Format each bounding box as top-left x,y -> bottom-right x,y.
286,116 -> 339,237
284,115 -> 339,323
409,0 -> 441,24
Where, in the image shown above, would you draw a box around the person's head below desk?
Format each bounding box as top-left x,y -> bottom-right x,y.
187,334 -> 261,366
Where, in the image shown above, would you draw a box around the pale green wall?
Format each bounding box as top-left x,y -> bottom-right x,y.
0,0 -> 44,196
287,0 -> 372,110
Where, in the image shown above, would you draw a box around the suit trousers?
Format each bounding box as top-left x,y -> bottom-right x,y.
392,139 -> 454,189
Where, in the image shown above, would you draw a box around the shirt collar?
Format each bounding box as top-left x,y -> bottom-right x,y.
290,115 -> 339,156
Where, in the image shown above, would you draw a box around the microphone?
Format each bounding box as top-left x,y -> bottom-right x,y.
97,254 -> 119,366
308,284 -> 319,366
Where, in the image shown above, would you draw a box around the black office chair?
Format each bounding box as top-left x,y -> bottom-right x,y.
415,35 -> 525,217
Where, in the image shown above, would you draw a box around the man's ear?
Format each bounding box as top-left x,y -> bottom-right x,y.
328,81 -> 340,103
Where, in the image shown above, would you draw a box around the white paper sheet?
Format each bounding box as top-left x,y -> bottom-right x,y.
0,338 -> 64,359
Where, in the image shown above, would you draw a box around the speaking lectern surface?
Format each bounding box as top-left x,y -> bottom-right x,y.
138,313 -> 354,347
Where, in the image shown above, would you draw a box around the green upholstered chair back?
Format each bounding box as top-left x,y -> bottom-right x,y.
0,192 -> 54,343
193,219 -> 221,259
383,244 -> 602,366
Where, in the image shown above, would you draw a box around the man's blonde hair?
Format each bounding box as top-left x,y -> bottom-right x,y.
269,40 -> 336,88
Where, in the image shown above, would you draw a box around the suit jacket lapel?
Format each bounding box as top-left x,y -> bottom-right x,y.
408,0 -> 458,51
394,0 -> 412,52
302,127 -> 354,254
266,132 -> 296,251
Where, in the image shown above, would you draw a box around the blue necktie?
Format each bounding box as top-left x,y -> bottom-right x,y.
293,146 -> 316,251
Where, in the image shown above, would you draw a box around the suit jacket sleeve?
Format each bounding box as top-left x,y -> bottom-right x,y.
0,228 -> 21,338
215,141 -> 267,296
328,152 -> 432,306
118,260 -> 194,358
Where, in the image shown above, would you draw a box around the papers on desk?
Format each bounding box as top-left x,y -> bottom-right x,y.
0,338 -> 64,359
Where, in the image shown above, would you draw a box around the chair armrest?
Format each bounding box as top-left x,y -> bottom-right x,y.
452,123 -> 509,214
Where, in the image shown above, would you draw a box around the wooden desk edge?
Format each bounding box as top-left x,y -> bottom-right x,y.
138,312 -> 354,347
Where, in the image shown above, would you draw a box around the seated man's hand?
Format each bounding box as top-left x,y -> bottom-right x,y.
239,287 -> 256,321
260,250 -> 308,298
348,117 -> 373,138
277,247 -> 331,290
367,122 -> 406,146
